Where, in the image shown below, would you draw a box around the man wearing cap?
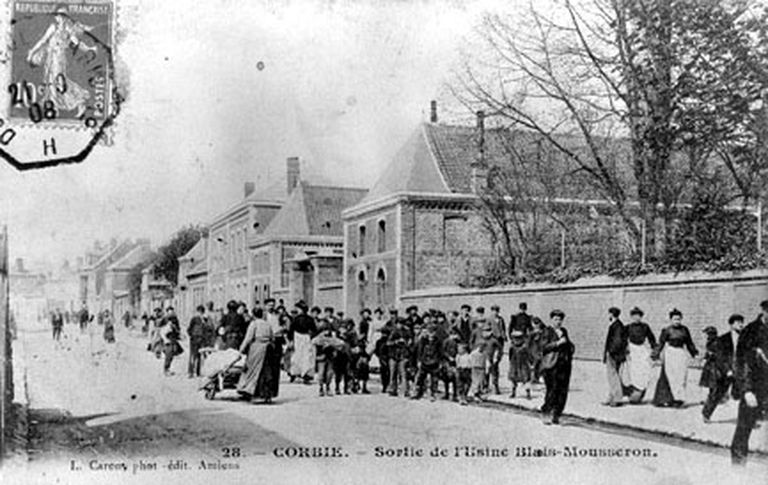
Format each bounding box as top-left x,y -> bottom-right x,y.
510,302 -> 533,335
602,307 -> 628,406
486,305 -> 507,394
288,300 -> 317,384
374,308 -> 398,393
701,314 -> 743,423
455,304 -> 473,345
731,300 -> 768,464
405,305 -> 422,332
623,307 -> 656,403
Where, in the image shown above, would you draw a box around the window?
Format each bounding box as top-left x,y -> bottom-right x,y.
359,225 -> 367,256
263,284 -> 270,300
378,220 -> 386,253
375,267 -> 386,307
357,270 -> 367,310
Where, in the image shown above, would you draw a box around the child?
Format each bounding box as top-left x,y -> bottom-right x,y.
311,325 -> 343,397
334,319 -> 357,395
456,343 -> 472,405
413,321 -> 443,401
469,342 -> 487,401
440,328 -> 460,401
508,330 -> 532,399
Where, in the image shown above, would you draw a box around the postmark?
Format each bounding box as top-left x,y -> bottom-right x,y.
0,0 -> 121,170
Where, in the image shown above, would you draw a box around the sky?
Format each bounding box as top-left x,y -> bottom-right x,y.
0,0 -> 506,270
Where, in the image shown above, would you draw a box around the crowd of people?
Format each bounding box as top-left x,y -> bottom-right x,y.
51,295 -> 768,465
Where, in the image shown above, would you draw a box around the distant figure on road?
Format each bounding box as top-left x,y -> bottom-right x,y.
540,309 -> 575,425
652,308 -> 698,408
51,308 -> 63,342
79,304 -> 90,333
102,309 -> 115,343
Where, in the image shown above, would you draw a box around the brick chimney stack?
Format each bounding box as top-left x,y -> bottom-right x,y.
430,100 -> 438,123
471,110 -> 488,194
244,181 -> 255,198
287,157 -> 301,194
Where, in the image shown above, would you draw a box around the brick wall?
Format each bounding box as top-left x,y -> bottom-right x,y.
401,270 -> 768,361
400,203 -> 494,292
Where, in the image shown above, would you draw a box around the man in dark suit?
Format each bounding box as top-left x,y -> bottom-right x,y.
602,307 -> 627,407
702,314 -> 744,422
731,300 -> 768,465
455,304 -> 473,345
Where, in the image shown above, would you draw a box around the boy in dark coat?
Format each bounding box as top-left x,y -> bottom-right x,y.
413,320 -> 443,400
440,328 -> 460,401
701,315 -> 744,423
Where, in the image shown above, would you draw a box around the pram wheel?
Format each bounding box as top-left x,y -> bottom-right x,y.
204,387 -> 216,400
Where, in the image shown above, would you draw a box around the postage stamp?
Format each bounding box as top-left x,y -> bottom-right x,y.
9,1 -> 113,126
0,0 -> 121,170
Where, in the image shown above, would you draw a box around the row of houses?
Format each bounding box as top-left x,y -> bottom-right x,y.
174,110 -> 500,321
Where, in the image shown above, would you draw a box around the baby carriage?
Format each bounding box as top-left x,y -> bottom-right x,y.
199,348 -> 244,400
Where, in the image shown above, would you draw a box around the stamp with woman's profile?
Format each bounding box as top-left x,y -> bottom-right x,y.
0,0 -> 122,170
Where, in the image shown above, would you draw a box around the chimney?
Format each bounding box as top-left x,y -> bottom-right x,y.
471,110 -> 488,194
430,100 -> 438,123
287,157 -> 300,194
244,181 -> 255,198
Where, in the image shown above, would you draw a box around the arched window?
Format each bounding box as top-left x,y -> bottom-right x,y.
359,225 -> 367,256
357,269 -> 367,310
375,267 -> 387,307
378,220 -> 386,252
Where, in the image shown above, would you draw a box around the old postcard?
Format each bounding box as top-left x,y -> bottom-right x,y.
0,1 -> 767,484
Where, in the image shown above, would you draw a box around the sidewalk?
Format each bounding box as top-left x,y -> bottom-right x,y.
486,359 -> 768,454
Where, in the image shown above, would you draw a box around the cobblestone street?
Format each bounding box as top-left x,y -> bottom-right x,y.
2,320 -> 766,485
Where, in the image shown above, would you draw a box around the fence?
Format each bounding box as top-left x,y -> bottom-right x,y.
401,269 -> 768,361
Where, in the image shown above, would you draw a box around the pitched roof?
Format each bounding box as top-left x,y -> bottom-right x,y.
358,122 -> 632,206
262,182 -> 367,239
107,244 -> 152,271
187,258 -> 208,277
179,238 -> 206,262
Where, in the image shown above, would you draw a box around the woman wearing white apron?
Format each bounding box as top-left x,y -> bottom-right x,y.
652,308 -> 699,407
622,307 -> 657,403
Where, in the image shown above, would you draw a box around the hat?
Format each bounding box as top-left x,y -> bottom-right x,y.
702,326 -> 717,336
629,306 -> 644,317
295,300 -> 308,311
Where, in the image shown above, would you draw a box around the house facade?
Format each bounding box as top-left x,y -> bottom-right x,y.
249,182 -> 367,310
342,121 -> 497,316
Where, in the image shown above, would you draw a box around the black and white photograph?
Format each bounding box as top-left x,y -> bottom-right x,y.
0,0 -> 767,484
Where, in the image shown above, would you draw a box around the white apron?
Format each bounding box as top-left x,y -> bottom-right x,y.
289,333 -> 316,378
624,342 -> 652,391
663,345 -> 689,400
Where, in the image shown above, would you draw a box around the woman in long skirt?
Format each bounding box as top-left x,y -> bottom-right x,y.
623,306 -> 656,403
652,308 -> 698,407
237,308 -> 275,404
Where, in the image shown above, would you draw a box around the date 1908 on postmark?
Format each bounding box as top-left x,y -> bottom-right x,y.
0,0 -> 121,170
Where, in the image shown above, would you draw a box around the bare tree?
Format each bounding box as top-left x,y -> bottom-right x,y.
454,0 -> 768,259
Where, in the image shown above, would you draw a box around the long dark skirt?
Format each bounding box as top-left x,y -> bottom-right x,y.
237,341 -> 271,398
508,343 -> 531,383
267,342 -> 283,398
652,366 -> 674,406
